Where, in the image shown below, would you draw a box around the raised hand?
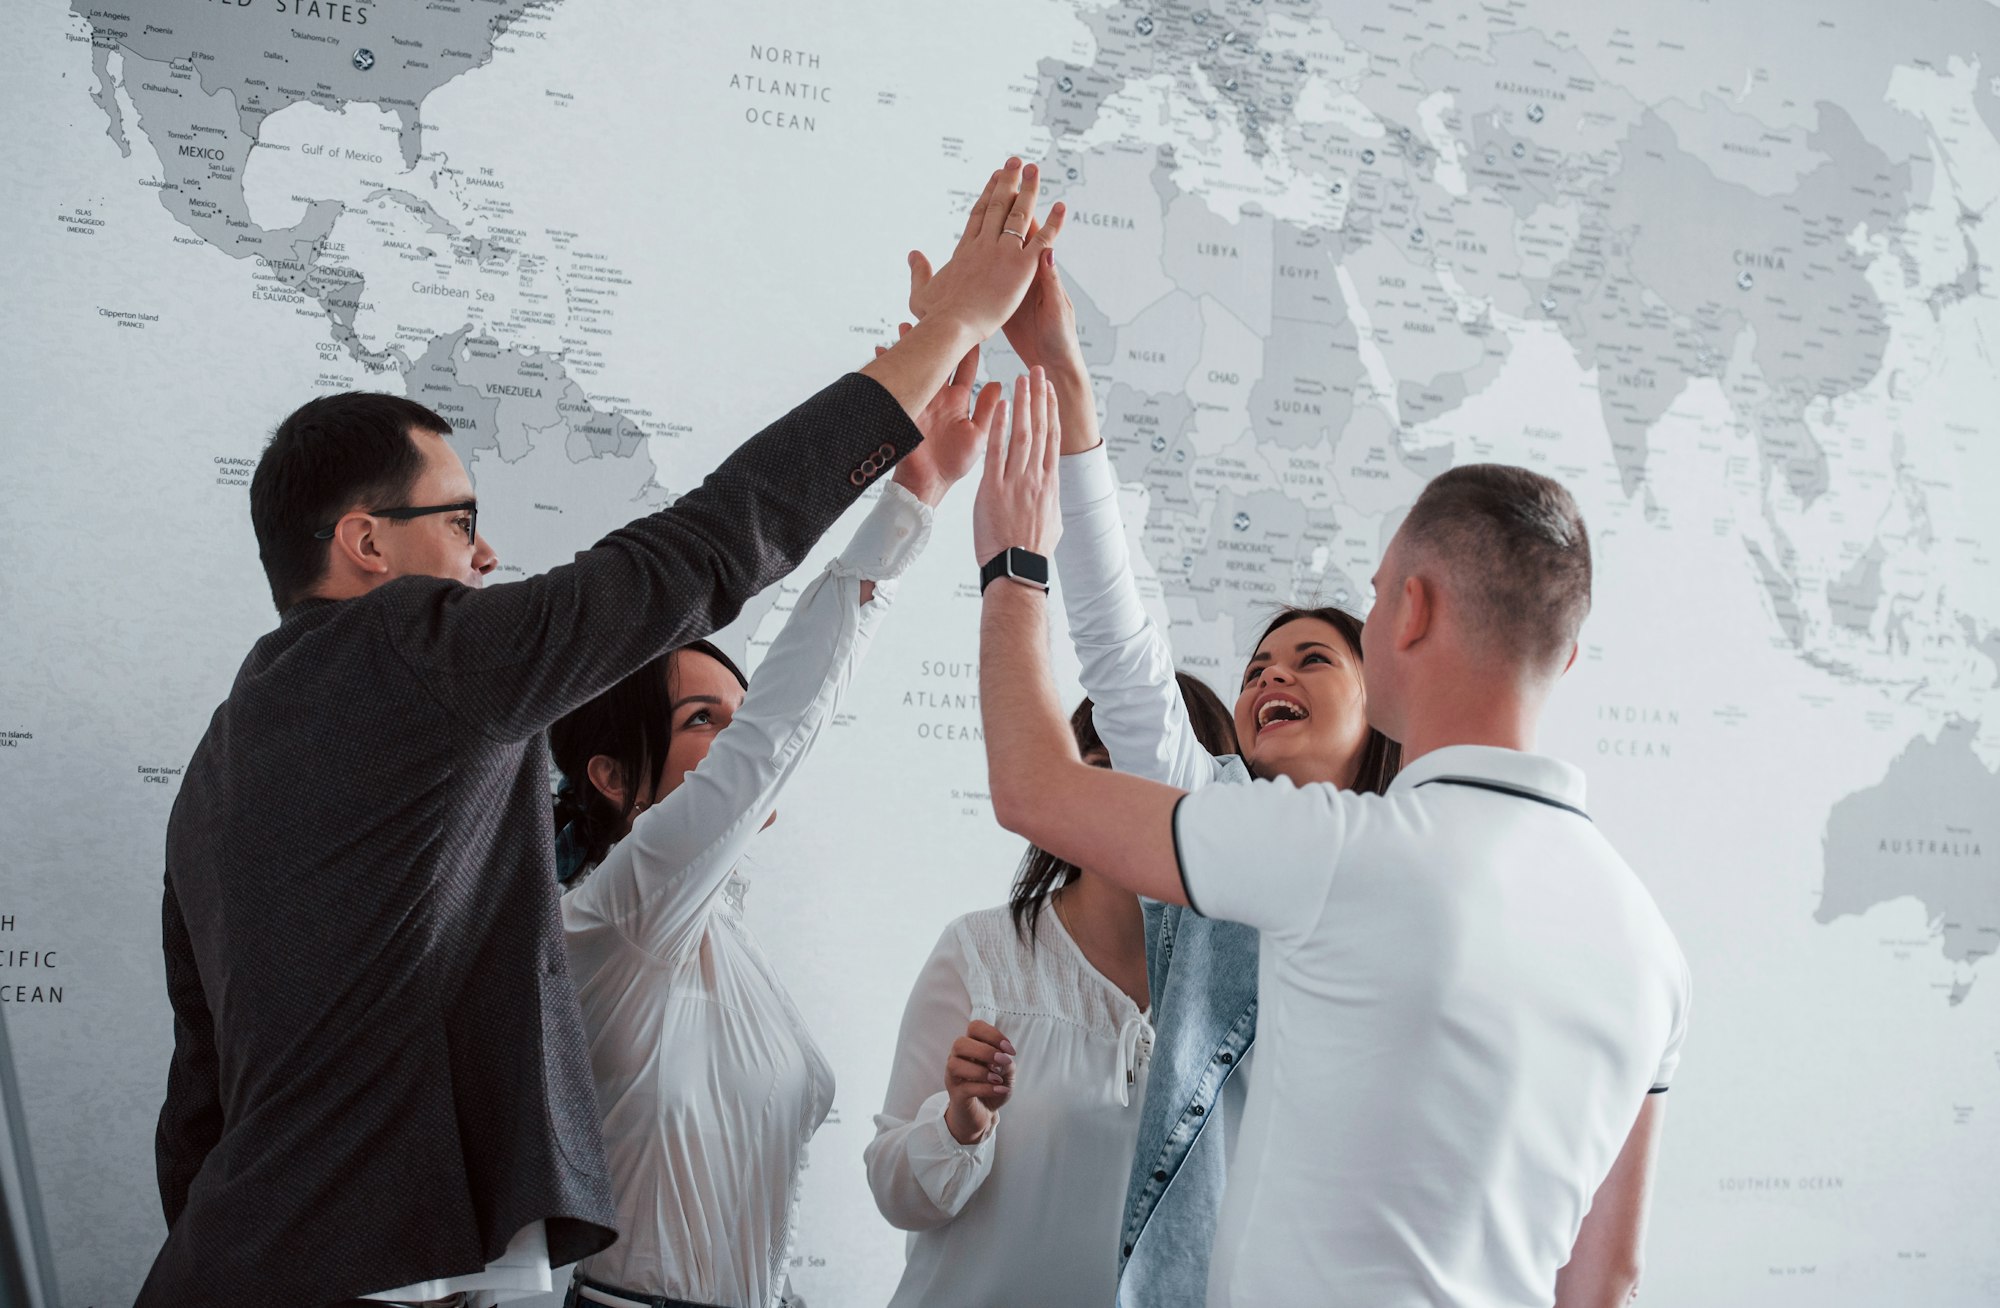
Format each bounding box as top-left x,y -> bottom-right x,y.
908,158 -> 1069,343
999,246 -> 1085,376
944,1019 -> 1015,1145
972,368 -> 1062,568
877,330 -> 1005,507
856,161 -> 1066,434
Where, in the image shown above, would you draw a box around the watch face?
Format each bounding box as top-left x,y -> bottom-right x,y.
1009,548 -> 1050,586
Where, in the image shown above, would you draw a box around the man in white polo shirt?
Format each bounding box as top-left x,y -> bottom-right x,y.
971,415 -> 1690,1308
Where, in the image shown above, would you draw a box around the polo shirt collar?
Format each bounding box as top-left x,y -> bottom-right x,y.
1390,744 -> 1588,813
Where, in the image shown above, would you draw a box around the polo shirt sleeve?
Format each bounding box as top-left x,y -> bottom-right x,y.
1171,775 -> 1349,943
1650,950 -> 1693,1093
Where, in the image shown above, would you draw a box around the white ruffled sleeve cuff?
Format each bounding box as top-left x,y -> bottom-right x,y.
833,479 -> 934,582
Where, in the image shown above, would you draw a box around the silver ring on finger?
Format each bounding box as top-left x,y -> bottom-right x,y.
1002,226 -> 1029,246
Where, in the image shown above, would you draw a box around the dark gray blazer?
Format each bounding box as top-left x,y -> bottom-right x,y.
141,373 -> 921,1308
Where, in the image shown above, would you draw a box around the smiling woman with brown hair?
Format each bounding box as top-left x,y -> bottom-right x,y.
990,249 -> 1401,1303
1237,605 -> 1401,795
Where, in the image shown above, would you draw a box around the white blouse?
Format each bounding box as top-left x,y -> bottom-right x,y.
866,904 -> 1154,1308
561,482 -> 931,1308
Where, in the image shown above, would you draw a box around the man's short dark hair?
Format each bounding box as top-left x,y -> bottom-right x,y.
1396,463 -> 1592,673
249,392 -> 452,612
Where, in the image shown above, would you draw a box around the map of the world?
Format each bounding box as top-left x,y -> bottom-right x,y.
5,0 -> 1997,1302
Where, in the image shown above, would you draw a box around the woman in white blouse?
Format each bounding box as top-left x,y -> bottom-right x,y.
864,674 -> 1238,1308
549,358 -> 994,1308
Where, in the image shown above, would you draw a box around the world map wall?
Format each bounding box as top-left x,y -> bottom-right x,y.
4,0 -> 1998,1303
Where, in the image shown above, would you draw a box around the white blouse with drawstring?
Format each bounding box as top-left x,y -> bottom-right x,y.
866,902 -> 1154,1308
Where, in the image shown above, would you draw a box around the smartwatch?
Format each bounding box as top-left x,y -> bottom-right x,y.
979,547 -> 1051,594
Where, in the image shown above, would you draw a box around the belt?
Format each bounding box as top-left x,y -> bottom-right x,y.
570,1274 -> 730,1308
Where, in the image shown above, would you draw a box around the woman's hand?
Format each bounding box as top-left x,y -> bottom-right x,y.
944,1019 -> 1015,1145
999,247 -> 1085,378
1002,254 -> 1102,454
908,158 -> 1068,343
972,368 -> 1062,567
879,330 -> 1004,507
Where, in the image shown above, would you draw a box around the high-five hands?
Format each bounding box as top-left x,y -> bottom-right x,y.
972,368 -> 1062,568
859,158 -> 1067,426
944,1019 -> 1015,1145
876,328 -> 1004,507
999,241 -> 1085,377
909,158 -> 1068,342
999,252 -> 1103,455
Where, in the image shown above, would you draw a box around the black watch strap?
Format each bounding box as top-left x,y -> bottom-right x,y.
980,547 -> 1051,594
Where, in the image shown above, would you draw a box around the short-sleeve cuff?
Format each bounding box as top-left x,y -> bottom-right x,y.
1171,794 -> 1206,917
833,480 -> 933,582
1058,441 -> 1117,514
1168,774 -> 1343,938
1649,953 -> 1690,1094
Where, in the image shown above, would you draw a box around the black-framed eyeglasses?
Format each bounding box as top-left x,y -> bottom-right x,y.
313,500 -> 478,544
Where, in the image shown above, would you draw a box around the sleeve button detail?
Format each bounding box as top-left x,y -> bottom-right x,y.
851,446 -> 896,486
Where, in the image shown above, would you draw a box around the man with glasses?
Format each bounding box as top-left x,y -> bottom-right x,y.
143,154 -> 1066,1308
152,379 -> 921,1308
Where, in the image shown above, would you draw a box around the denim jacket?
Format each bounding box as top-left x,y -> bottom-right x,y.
1054,446 -> 1259,1306
1117,819 -> 1257,1304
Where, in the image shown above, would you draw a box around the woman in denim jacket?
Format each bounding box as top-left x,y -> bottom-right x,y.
1000,254 -> 1399,1304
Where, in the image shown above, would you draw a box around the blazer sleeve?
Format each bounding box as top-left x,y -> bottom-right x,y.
1054,443 -> 1226,791
155,874 -> 223,1228
383,371 -> 922,742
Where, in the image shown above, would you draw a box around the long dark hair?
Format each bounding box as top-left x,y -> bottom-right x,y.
1008,671 -> 1238,942
549,638 -> 748,881
1253,605 -> 1400,795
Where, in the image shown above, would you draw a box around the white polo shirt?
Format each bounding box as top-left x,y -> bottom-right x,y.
1174,745 -> 1690,1308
